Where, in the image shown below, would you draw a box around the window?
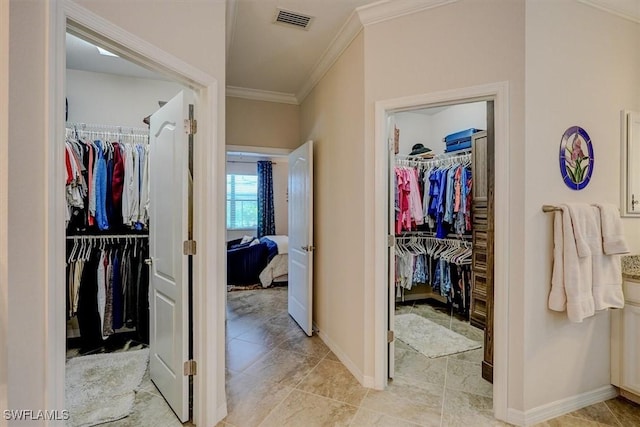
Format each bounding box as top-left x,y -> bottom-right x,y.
226,174 -> 258,229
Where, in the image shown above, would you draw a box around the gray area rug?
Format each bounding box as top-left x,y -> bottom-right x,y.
65,348 -> 149,427
395,313 -> 481,358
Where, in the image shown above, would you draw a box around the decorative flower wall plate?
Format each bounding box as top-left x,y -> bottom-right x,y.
559,126 -> 594,190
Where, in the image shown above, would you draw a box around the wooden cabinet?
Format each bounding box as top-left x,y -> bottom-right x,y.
612,279 -> 640,401
470,130 -> 489,330
470,102 -> 495,383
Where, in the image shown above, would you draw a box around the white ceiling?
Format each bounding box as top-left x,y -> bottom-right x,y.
226,0 -> 377,96
66,32 -> 169,81
66,0 -> 640,105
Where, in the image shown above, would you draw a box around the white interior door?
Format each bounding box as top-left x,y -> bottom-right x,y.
148,90 -> 191,422
288,140 -> 314,336
388,118 -> 396,380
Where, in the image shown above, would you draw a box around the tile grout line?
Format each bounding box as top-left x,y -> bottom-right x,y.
255,385 -> 297,427
255,355 -> 327,427
346,388 -> 373,427
602,400 -> 625,427
440,355 -> 450,427
439,301 -> 453,427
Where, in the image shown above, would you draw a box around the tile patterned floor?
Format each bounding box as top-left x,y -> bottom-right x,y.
220,287 -> 640,427
67,286 -> 640,426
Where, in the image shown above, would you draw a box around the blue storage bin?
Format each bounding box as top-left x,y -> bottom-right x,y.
444,128 -> 482,143
443,128 -> 483,153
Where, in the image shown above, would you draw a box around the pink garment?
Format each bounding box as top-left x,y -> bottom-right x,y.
407,168 -> 424,227
395,168 -> 411,233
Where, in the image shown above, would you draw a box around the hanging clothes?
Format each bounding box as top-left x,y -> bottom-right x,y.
64,129 -> 150,234
67,238 -> 149,350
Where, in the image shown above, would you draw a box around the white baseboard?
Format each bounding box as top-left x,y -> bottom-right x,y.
363,375 -> 375,388
313,322 -> 369,388
507,385 -> 618,426
214,403 -> 228,426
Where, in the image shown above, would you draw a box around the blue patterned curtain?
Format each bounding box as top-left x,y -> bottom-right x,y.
257,160 -> 275,237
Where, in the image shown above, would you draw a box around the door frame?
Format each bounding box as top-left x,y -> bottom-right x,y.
46,2 -> 227,425
0,0 -> 8,413
372,82 -> 510,421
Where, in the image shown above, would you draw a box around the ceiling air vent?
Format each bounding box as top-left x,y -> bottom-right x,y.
274,8 -> 313,30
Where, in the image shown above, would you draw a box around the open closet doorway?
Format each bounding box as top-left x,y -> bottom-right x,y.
386,100 -> 496,399
63,30 -> 197,425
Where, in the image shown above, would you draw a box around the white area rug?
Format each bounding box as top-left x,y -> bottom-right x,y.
395,313 -> 481,358
65,348 -> 149,427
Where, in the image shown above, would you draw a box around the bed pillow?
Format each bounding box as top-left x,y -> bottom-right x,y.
230,241 -> 251,250
240,235 -> 254,244
259,237 -> 279,262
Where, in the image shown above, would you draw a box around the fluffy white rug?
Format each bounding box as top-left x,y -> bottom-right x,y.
65,348 -> 149,427
395,313 -> 481,358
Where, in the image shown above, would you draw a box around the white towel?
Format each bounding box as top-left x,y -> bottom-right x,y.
595,203 -> 629,255
548,205 -> 594,321
567,203 -> 600,258
549,210 -> 567,312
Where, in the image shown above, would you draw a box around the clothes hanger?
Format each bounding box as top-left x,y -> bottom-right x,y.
67,239 -> 79,265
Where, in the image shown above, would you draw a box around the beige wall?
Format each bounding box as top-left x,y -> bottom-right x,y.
363,0 -> 526,408
227,97 -> 300,150
300,32 -> 366,377
523,0 -> 640,411
7,0 -> 225,413
8,0 -> 48,411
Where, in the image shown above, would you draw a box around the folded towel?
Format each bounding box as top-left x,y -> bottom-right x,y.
595,203 -> 629,255
548,205 -> 595,322
548,203 -> 625,322
548,210 -> 567,312
567,203 -> 600,258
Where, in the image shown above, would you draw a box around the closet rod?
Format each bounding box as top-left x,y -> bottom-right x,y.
395,152 -> 471,167
66,122 -> 149,136
397,231 -> 472,240
395,236 -> 471,246
66,234 -> 149,240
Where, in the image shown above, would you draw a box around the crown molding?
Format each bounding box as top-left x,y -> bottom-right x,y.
357,0 -> 458,27
296,0 -> 459,103
578,0 -> 640,24
296,10 -> 363,103
226,86 -> 299,105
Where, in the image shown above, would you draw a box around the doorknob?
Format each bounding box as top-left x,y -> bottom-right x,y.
301,245 -> 316,252
144,258 -> 153,265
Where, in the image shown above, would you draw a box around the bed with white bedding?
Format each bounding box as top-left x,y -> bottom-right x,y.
259,235 -> 288,287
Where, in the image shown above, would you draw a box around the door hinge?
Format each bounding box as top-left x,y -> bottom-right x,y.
183,240 -> 197,256
184,360 -> 197,376
184,118 -> 197,135
387,235 -> 395,247
387,330 -> 394,343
